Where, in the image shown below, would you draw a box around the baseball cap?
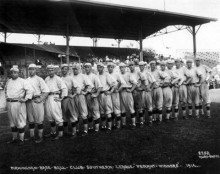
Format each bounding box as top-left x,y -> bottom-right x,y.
10,67 -> 19,72
160,61 -> 166,65
97,62 -> 105,67
61,64 -> 68,68
119,62 -> 126,67
195,57 -> 200,61
84,63 -> 92,67
72,64 -> 81,69
128,61 -> 135,66
138,61 -> 146,66
149,61 -> 156,65
47,65 -> 55,69
186,59 -> 193,63
107,62 -> 115,67
167,59 -> 174,64
28,64 -> 37,69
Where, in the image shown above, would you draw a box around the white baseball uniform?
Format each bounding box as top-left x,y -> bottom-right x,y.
61,75 -> 80,123
98,72 -> 116,115
6,77 -> 33,128
85,72 -> 102,120
26,75 -> 49,124
45,75 -> 67,125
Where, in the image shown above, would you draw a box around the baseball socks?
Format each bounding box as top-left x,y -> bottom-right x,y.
121,113 -> 126,127
116,116 -> 121,129
206,105 -> 211,118
101,115 -> 106,130
94,118 -> 100,132
35,124 -> 44,143
29,123 -> 35,139
195,106 -> 200,118
158,109 -> 162,124
199,104 -> 204,116
130,112 -> 136,129
106,114 -> 112,133
148,110 -> 153,126
139,111 -> 144,127
82,119 -> 88,136
174,107 -> 179,120
182,106 -> 187,119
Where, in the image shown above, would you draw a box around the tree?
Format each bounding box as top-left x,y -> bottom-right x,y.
143,48 -> 156,62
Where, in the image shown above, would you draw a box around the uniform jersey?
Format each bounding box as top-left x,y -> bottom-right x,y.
27,75 -> 49,96
166,69 -> 180,84
45,75 -> 68,98
85,72 -> 103,90
121,72 -> 137,88
6,77 -> 33,100
109,72 -> 127,89
196,64 -> 211,81
72,73 -> 92,92
187,67 -> 202,84
98,72 -> 116,91
150,69 -> 168,87
61,75 -> 80,95
174,66 -> 191,85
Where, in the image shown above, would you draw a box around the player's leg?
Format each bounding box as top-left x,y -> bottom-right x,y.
194,86 -> 201,118
105,95 -> 113,133
26,100 -> 35,139
187,85 -> 193,117
98,93 -> 107,129
44,96 -> 57,136
7,102 -> 18,143
145,91 -> 153,125
120,90 -> 127,127
16,102 -> 27,145
157,88 -> 163,123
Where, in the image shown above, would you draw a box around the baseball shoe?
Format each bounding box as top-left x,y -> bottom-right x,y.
148,122 -> 153,127
70,134 -> 77,139
207,116 -> 211,119
7,139 -> 18,144
164,119 -> 169,123
18,140 -> 24,146
101,126 -> 106,131
35,137 -> 43,144
121,125 -> 127,129
106,128 -> 111,134
44,132 -> 56,138
82,131 -> 88,137
131,125 -> 136,130
24,136 -> 36,142
88,128 -> 94,133
157,121 -> 162,125
51,136 -> 63,141
140,122 -> 144,128
195,115 -> 200,119
183,116 -> 188,120
94,130 -> 100,135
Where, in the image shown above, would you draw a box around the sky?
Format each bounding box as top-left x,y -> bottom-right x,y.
0,0 -> 219,57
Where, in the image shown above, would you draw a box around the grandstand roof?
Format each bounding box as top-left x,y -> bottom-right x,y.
0,0 -> 217,40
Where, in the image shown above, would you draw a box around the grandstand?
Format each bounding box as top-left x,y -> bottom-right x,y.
179,50 -> 220,68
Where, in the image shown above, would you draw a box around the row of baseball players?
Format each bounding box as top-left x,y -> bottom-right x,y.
5,57 -> 211,145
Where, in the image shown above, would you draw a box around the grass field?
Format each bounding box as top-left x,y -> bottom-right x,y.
0,90 -> 220,174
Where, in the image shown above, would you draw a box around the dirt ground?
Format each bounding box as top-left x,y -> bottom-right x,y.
0,89 -> 220,174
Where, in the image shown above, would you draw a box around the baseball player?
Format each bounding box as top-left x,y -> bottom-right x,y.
72,64 -> 92,136
174,59 -> 192,119
5,67 -> 33,145
139,61 -> 156,125
45,65 -> 68,140
128,61 -> 146,127
195,57 -> 212,118
84,63 -> 103,133
186,59 -> 202,118
97,62 -> 116,133
61,64 -> 80,138
26,64 -> 49,143
119,62 -> 137,129
149,61 -> 168,124
107,62 -> 127,129
166,60 -> 181,120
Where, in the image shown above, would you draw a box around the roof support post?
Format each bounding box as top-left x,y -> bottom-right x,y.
66,24 -> 70,66
139,25 -> 143,61
192,25 -> 196,58
4,32 -> 7,43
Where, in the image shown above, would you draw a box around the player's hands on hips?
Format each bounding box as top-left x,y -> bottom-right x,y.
126,88 -> 132,93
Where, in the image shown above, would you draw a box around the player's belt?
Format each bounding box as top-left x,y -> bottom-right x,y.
186,83 -> 195,86
32,95 -> 41,99
49,92 -> 60,95
7,98 -> 19,102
